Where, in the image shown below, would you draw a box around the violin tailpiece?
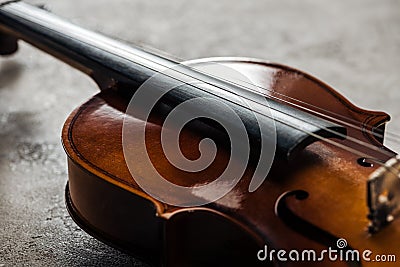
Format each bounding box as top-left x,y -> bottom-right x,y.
367,155 -> 400,233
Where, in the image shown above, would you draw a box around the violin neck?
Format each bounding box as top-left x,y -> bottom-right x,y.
0,1 -> 171,89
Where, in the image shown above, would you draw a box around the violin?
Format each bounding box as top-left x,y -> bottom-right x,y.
1,2 -> 399,266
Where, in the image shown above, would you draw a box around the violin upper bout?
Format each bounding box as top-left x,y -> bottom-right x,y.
194,57 -> 392,146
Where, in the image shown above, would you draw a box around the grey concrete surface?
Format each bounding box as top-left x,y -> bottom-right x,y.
1,0 -> 399,266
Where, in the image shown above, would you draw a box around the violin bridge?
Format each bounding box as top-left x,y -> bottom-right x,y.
367,155 -> 400,233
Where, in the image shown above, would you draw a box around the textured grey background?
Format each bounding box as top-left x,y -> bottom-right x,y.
1,0 -> 399,266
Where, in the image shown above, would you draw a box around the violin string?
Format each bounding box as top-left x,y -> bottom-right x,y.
75,35 -> 398,161
152,68 -> 400,175
103,42 -> 400,151
98,44 -> 396,160
113,36 -> 400,144
184,63 -> 400,144
102,45 -> 396,161
157,69 -> 395,160
128,46 -> 400,143
148,49 -> 400,144
7,2 -> 398,167
101,47 -> 400,174
71,15 -> 400,143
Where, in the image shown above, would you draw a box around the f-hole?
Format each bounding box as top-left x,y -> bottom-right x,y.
275,190 -> 361,267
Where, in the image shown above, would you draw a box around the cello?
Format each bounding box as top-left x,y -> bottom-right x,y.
1,1 -> 399,266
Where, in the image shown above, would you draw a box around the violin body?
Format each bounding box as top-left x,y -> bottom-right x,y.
1,2 -> 399,266
63,58 -> 398,266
